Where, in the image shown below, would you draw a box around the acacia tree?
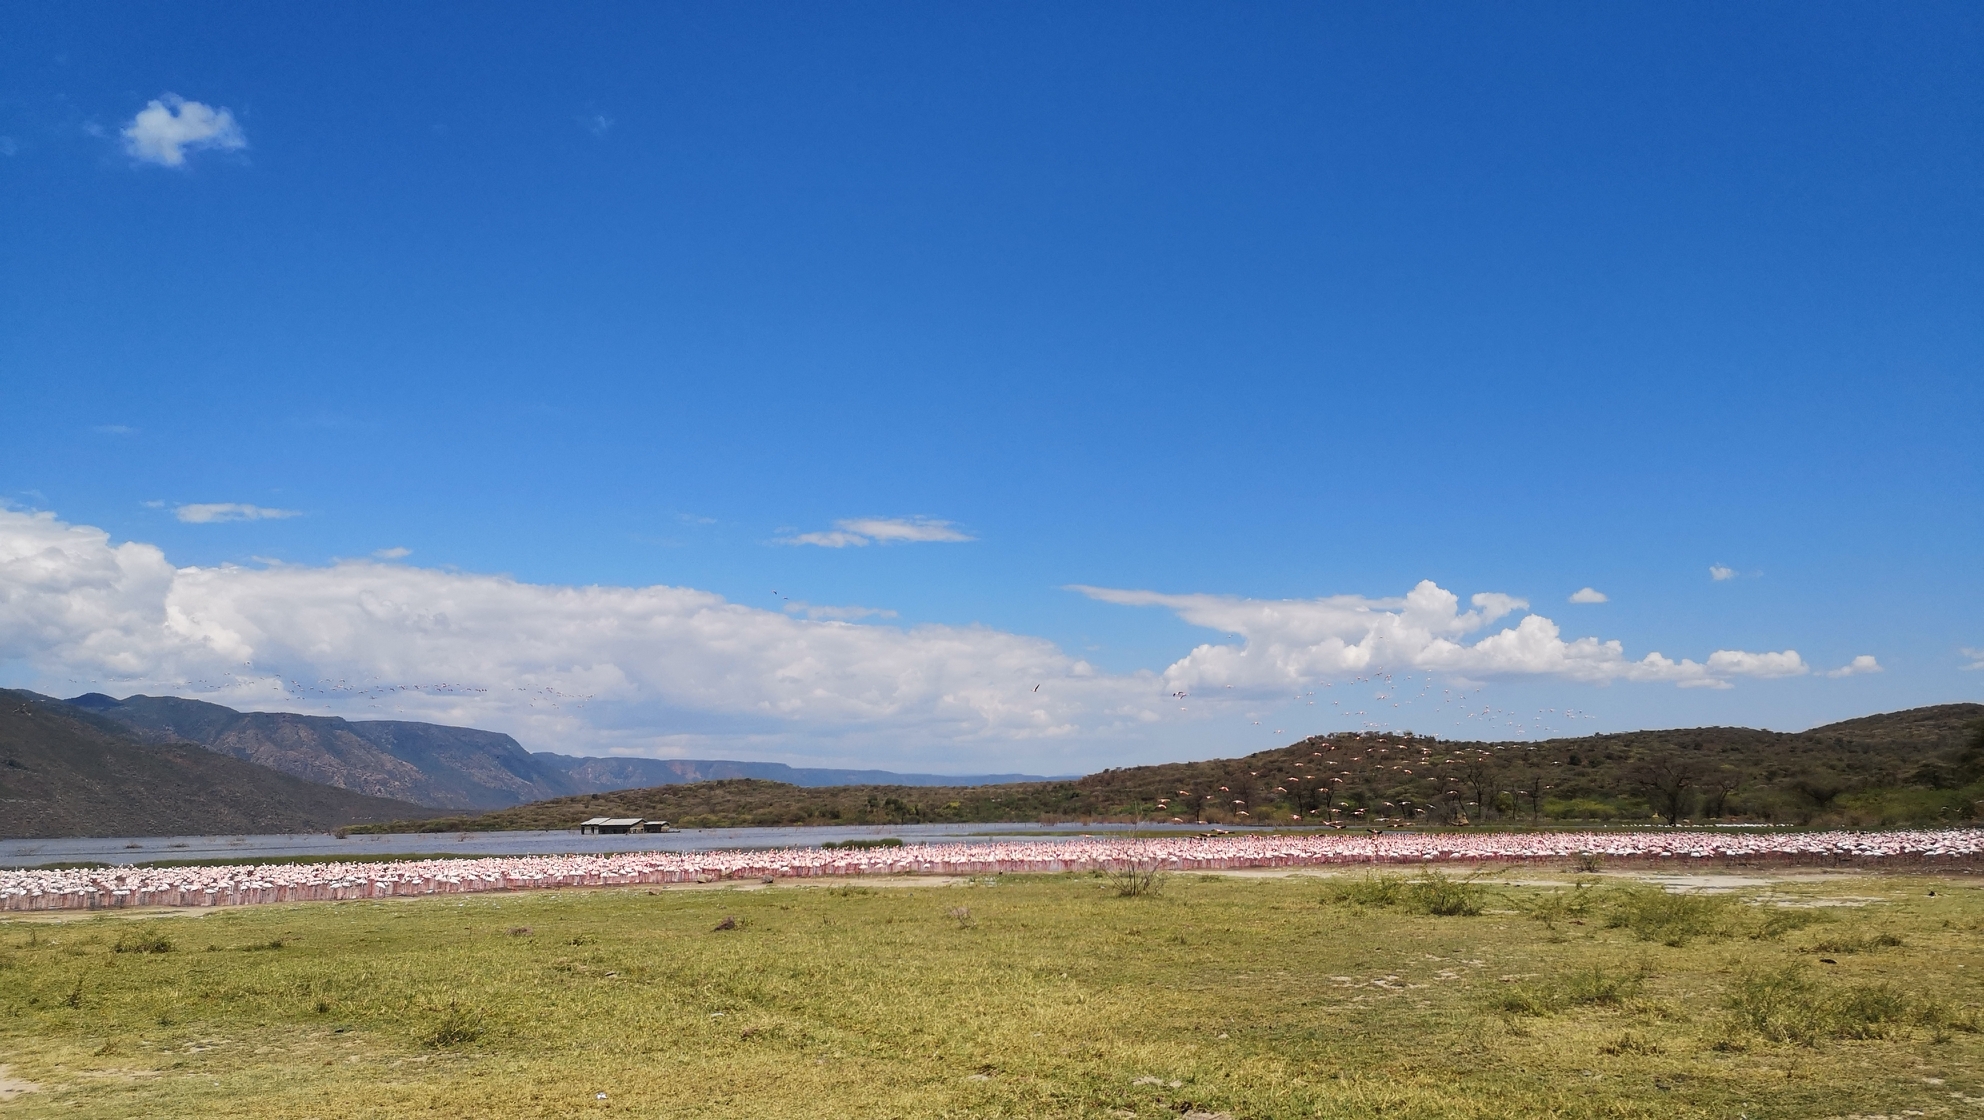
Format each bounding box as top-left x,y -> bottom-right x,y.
1459,756 -> 1499,821
1515,768 -> 1550,823
1632,755 -> 1699,826
1699,771 -> 1741,820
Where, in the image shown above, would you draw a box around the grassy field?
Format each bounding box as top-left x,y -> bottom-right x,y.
0,868 -> 1980,1119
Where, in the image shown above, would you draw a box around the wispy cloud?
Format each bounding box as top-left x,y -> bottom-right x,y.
1961,648 -> 1984,672
1709,564 -> 1737,581
781,600 -> 900,621
174,502 -> 300,524
122,94 -> 246,167
92,424 -> 136,436
580,112 -> 613,137
1823,655 -> 1883,679
781,517 -> 975,548
1568,587 -> 1608,604
373,547 -> 411,560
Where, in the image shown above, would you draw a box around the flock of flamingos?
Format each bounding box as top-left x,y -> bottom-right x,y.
5,828 -> 1982,912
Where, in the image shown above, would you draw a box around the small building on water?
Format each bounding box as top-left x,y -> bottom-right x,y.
578,817 -> 670,835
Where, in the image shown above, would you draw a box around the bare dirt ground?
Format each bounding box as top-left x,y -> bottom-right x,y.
0,1066 -> 39,1103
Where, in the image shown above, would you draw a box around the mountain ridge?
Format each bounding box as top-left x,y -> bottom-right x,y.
2,689 -> 442,838
64,694 -> 1058,809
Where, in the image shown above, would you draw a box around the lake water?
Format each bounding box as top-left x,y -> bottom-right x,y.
0,821 -> 1251,867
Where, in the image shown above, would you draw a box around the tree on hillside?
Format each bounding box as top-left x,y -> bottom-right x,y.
1698,770 -> 1741,820
1631,755 -> 1699,826
1788,773 -> 1851,824
1515,768 -> 1550,823
1459,757 -> 1499,821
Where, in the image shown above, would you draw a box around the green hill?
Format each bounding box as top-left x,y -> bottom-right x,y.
1,690 -> 444,838
354,702 -> 1984,833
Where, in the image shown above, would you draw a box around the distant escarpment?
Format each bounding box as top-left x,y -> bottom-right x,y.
1,690 -> 441,838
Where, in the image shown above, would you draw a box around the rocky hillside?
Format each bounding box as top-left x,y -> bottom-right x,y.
66,694 -> 1051,810
69,694 -> 576,809
1,690 -> 440,839
358,703 -> 1984,832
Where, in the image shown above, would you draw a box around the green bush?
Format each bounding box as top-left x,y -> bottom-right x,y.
424,1001 -> 485,1048
1723,966 -> 1960,1045
1492,963 -> 1648,1016
112,931 -> 173,954
1526,882 -> 1595,929
1805,932 -> 1904,955
1327,871 -> 1483,917
1751,907 -> 1827,940
1605,888 -> 1734,947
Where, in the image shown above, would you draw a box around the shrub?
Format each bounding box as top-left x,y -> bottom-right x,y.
1600,1031 -> 1662,1056
1751,907 -> 1827,940
1527,882 -> 1595,929
1605,888 -> 1734,947
1723,966 -> 1952,1045
1493,963 -> 1648,1017
1805,932 -> 1903,955
1108,860 -> 1165,898
424,1001 -> 485,1048
1327,872 -> 1483,916
112,931 -> 173,954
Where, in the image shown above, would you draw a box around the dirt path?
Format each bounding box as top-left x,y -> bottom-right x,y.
0,1066 -> 40,1103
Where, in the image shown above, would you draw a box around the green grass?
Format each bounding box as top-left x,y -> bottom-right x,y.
0,871 -> 1980,1118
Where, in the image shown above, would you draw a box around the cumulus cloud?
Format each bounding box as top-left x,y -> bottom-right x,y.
1709,564 -> 1737,581
782,517 -> 974,548
174,503 -> 299,524
0,509 -> 1142,767
121,94 -> 246,167
1073,580 -> 1810,694
0,509 -> 1843,767
1823,655 -> 1883,679
1568,587 -> 1608,604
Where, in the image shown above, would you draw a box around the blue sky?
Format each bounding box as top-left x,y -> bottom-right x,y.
2,2 -> 1980,771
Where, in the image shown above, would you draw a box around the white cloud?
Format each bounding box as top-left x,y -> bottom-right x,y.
0,509 -> 1844,769
174,503 -> 300,524
1073,580 -> 1810,693
373,547 -> 411,560
121,94 -> 247,167
781,600 -> 900,622
784,530 -> 872,548
781,517 -> 975,548
1959,648 -> 1984,672
93,425 -> 136,436
1709,564 -> 1737,581
1823,655 -> 1883,679
0,509 -> 1144,768
1568,587 -> 1608,604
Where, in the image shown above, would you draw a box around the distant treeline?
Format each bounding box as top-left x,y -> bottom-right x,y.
349,703 -> 1984,834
